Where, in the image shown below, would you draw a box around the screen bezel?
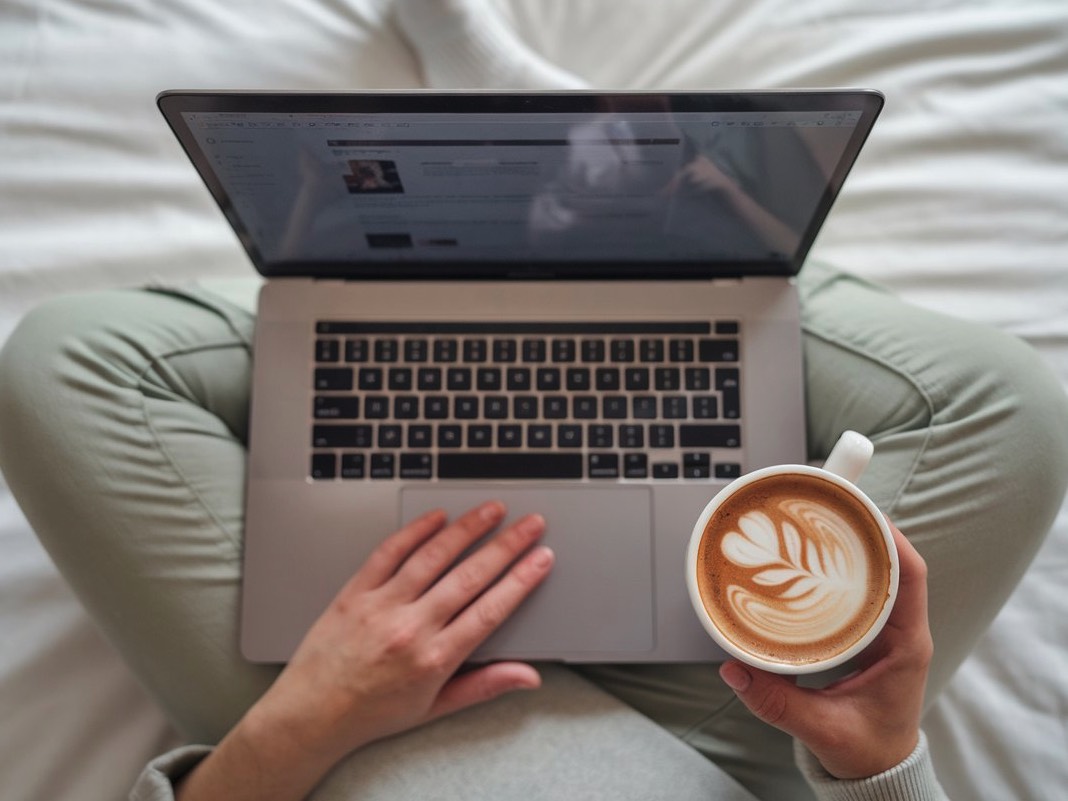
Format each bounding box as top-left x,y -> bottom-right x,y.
157,89 -> 883,281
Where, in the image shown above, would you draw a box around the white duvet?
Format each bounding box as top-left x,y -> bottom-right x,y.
1,1 -> 1066,799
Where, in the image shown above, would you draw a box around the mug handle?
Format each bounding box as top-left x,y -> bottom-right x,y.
822,430 -> 874,484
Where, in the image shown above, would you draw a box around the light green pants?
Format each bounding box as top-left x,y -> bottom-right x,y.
1,263 -> 1066,800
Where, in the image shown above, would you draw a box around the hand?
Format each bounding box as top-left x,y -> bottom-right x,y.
177,502 -> 553,801
718,521 -> 933,780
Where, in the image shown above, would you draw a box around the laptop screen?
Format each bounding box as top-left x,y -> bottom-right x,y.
158,91 -> 882,279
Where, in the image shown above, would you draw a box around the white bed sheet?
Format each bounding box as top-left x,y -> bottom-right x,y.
1,1 -> 1065,799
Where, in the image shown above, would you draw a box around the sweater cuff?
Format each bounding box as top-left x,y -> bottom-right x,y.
795,731 -> 948,801
129,745 -> 213,801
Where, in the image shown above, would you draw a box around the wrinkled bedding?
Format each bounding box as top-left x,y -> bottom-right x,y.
1,1 -> 1065,799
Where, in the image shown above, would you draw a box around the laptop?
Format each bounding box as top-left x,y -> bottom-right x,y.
158,89 -> 883,663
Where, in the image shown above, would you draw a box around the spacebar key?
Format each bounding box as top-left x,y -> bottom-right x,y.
438,453 -> 584,479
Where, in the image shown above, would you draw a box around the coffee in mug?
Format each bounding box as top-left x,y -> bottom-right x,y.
686,431 -> 899,673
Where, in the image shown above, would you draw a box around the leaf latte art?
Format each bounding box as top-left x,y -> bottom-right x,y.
696,474 -> 891,665
720,503 -> 869,645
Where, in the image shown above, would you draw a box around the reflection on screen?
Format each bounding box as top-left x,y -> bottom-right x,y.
184,108 -> 861,270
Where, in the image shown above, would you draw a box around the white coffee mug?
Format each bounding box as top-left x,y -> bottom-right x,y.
686,431 -> 900,674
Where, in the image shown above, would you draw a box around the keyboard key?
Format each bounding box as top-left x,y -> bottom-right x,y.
340,453 -> 365,479
454,396 -> 479,419
467,425 -> 493,448
610,339 -> 635,362
669,339 -> 694,362
595,367 -> 620,391
715,367 -> 740,390
493,338 -> 517,362
370,453 -> 395,478
588,453 -> 619,479
310,452 -> 336,479
393,396 -> 419,419
619,424 -> 644,448
407,425 -> 432,448
699,339 -> 739,362
683,453 -> 711,479
364,396 -> 389,419
404,338 -> 428,362
588,424 -> 614,448
314,396 -> 359,419
514,396 -> 538,419
437,425 -> 462,448
463,338 -> 487,362
679,424 -> 741,448
424,395 -> 449,419
581,339 -> 605,362
536,367 -> 561,392
639,339 -> 664,362
438,453 -> 583,479
377,425 -> 402,448
315,339 -> 340,363
650,425 -> 675,448
358,367 -> 383,391
715,321 -> 740,335
374,338 -> 398,362
653,462 -> 679,479
685,367 -> 711,391
400,453 -> 432,479
624,453 -> 648,478
446,367 -> 472,391
566,367 -> 591,391
484,396 -> 509,419
387,367 -> 413,391
522,338 -> 547,362
417,367 -> 442,391
633,396 -> 657,419
543,395 -> 568,419
603,396 -> 627,419
312,425 -> 371,448
527,425 -> 552,448
506,367 -> 532,391
557,424 -> 583,448
625,367 -> 650,391
476,367 -> 502,391
344,338 -> 368,362
573,396 -> 597,419
314,367 -> 353,391
715,463 -> 742,479
663,396 -> 688,419
552,338 -> 576,362
434,339 -> 458,362
497,424 -> 522,448
693,396 -> 719,419
722,386 -> 741,419
654,367 -> 680,391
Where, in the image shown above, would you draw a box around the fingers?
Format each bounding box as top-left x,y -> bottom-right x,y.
341,507 -> 449,596
427,662 -> 542,722
386,501 -> 509,600
719,661 -> 818,739
443,541 -> 555,656
420,512 -> 547,623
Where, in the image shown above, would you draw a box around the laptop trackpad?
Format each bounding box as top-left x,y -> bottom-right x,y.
400,486 -> 655,659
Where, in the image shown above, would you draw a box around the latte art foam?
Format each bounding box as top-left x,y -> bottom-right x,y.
697,474 -> 891,665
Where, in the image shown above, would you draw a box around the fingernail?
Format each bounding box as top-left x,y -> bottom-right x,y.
520,513 -> 546,535
719,661 -> 751,692
531,545 -> 554,569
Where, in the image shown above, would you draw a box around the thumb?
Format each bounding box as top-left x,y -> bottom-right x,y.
719,661 -> 820,740
428,662 -> 542,722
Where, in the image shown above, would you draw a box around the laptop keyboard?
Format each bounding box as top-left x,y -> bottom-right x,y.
310,321 -> 742,481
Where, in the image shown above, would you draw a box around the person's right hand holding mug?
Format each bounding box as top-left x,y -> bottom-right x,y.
687,431 -> 933,779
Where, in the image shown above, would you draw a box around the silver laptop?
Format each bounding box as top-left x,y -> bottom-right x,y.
158,89 -> 883,663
